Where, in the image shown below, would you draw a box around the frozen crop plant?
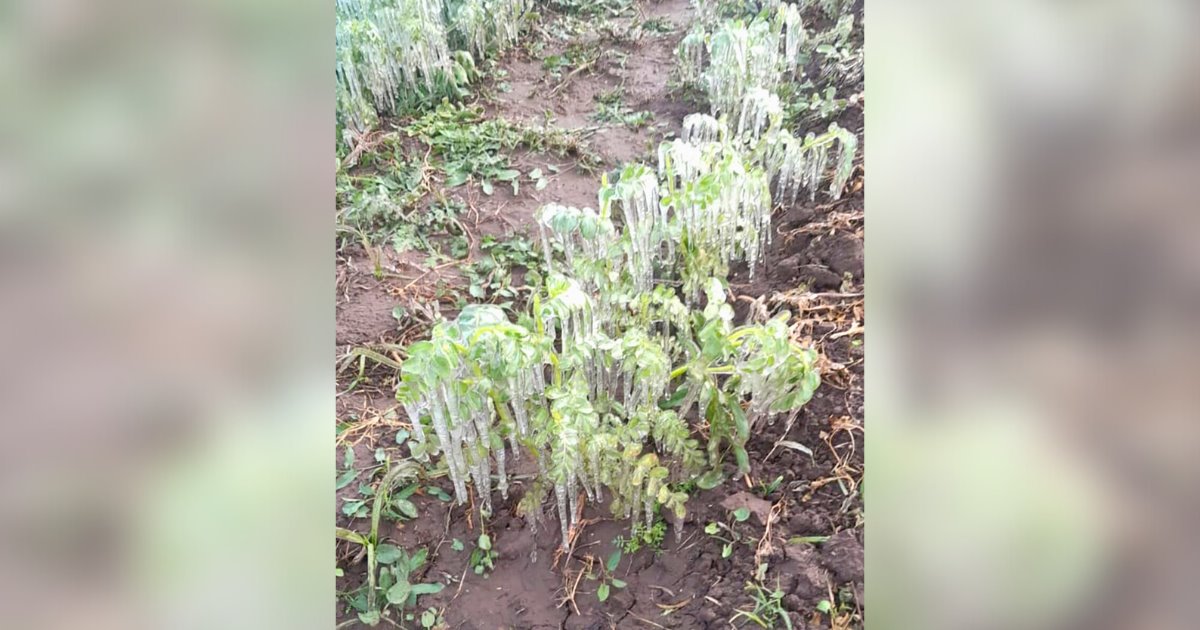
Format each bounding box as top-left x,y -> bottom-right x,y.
448,0 -> 531,59
395,260 -> 820,554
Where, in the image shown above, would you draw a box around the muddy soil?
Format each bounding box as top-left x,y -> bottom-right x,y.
336,1 -> 865,627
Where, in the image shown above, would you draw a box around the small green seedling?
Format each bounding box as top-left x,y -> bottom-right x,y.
615,519 -> 667,554
703,520 -> 742,559
419,607 -> 444,628
469,532 -> 497,575
593,550 -> 628,602
731,581 -> 792,629
756,475 -> 784,498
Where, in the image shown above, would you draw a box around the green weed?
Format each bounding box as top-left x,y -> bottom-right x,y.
592,89 -> 654,129
732,581 -> 793,629
615,519 -> 667,554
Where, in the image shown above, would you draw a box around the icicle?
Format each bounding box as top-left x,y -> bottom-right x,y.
554,479 -> 570,551
402,401 -> 427,444
494,443 -> 509,499
528,511 -> 539,564
590,448 -> 603,500
567,469 -> 579,533
429,395 -> 467,504
629,479 -> 641,524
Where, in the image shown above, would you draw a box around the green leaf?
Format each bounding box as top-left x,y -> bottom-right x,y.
659,385 -> 689,409
704,522 -> 720,535
395,429 -> 410,445
695,469 -> 724,490
410,582 -> 445,596
606,550 -> 621,572
385,580 -> 412,605
410,547 -> 428,570
529,168 -> 543,179
336,467 -> 358,490
375,544 -> 402,564
341,499 -> 365,517
597,582 -> 610,602
478,533 -> 492,551
611,578 -> 627,588
393,498 -> 419,519
335,567 -> 344,577
451,538 -> 464,551
722,543 -> 733,558
732,507 -> 751,522
421,609 -> 437,628
358,610 -> 381,626
494,168 -> 521,181
535,177 -> 549,191
446,170 -> 469,187
788,535 -> 831,545
816,600 -> 833,614
733,446 -> 751,474
481,180 -> 494,195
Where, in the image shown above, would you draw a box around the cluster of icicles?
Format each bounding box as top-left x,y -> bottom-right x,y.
683,3 -> 804,117
450,0 -> 531,59
336,0 -> 451,130
674,2 -> 858,202
399,296 -> 679,553
335,0 -> 530,133
659,128 -> 773,290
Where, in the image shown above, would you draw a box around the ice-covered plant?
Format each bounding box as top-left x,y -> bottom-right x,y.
336,0 -> 458,134
659,138 -> 773,298
736,87 -> 783,142
760,120 -> 857,202
606,165 -> 671,294
705,17 -> 784,118
679,31 -> 858,201
669,280 -> 820,471
676,26 -> 708,85
447,0 -> 531,59
396,192 -> 820,552
335,0 -> 529,143
681,113 -> 724,145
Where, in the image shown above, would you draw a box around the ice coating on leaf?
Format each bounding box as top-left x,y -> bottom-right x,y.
609,165 -> 668,294
778,3 -> 805,75
705,18 -> 783,118
335,0 -> 455,133
658,136 -> 772,296
677,26 -> 708,84
763,122 -> 857,202
682,113 -> 722,145
736,88 -> 782,142
451,0 -> 529,58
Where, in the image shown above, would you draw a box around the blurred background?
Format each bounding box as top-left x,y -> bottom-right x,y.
0,0 -> 1196,628
870,0 -> 1200,629
0,0 -> 332,628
